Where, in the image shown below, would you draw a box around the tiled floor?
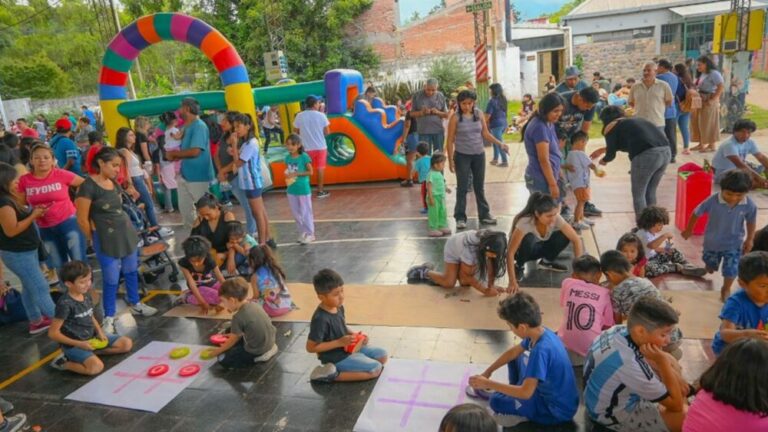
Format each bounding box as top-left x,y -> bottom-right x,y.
5,136 -> 766,431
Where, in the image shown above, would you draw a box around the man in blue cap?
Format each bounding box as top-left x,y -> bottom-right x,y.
556,66 -> 590,94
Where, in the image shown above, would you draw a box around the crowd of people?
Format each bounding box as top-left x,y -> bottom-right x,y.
0,54 -> 765,432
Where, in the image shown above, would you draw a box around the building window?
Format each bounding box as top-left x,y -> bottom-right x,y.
685,21 -> 715,52
661,24 -> 682,45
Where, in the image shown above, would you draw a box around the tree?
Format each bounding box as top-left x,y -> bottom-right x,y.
427,57 -> 472,96
549,0 -> 586,24
0,58 -> 73,99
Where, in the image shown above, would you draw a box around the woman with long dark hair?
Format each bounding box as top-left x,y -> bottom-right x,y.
446,90 -> 506,229
522,92 -> 566,201
486,83 -> 509,166
215,111 -> 257,236
673,63 -> 695,155
690,56 -> 724,152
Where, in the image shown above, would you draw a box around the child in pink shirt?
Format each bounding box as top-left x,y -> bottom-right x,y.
683,338 -> 768,432
558,255 -> 615,364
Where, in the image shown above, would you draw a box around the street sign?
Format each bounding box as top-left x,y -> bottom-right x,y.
466,1 -> 492,13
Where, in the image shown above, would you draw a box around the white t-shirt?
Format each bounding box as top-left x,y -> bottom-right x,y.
293,110 -> 329,151
165,127 -> 181,152
515,215 -> 567,241
635,228 -> 661,259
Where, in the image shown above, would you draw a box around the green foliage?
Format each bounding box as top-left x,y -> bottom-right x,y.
136,75 -> 176,99
0,58 -> 73,99
427,57 -> 473,96
378,80 -> 424,103
549,0 -> 586,23
574,54 -> 585,73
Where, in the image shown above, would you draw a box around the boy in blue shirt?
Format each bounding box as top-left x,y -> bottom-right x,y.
711,119 -> 768,188
584,297 -> 687,432
411,142 -> 431,214
50,118 -> 83,176
682,169 -> 757,300
467,292 -> 578,427
711,251 -> 768,355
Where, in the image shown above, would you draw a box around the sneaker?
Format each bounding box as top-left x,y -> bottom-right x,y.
407,263 -> 433,280
428,230 -> 443,237
419,208 -> 428,215
254,344 -> 279,363
465,385 -> 494,400
45,268 -> 59,286
0,413 -> 27,432
400,180 -> 413,187
87,245 -> 96,257
480,216 -> 497,225
498,162 -> 509,167
29,317 -> 51,335
158,227 -> 175,237
583,218 -> 596,226
538,259 -> 568,272
680,264 -> 707,278
299,233 -> 315,245
515,263 -> 525,282
129,302 -> 158,317
266,238 -> 278,250
489,160 -> 498,166
456,220 -> 467,230
102,316 -> 116,334
50,353 -> 68,371
572,221 -> 591,231
0,396 -> 14,413
317,191 -> 330,199
560,204 -> 572,217
492,412 -> 527,427
310,363 -> 339,382
584,202 -> 603,217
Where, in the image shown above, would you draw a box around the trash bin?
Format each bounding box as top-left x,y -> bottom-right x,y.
675,162 -> 712,235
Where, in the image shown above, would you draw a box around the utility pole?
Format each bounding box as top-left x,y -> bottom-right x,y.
467,0 -> 492,107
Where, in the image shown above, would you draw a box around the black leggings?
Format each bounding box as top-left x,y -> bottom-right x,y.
515,231 -> 570,265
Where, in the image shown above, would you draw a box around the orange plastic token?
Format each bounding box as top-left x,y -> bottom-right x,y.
147,364 -> 169,377
178,364 -> 200,377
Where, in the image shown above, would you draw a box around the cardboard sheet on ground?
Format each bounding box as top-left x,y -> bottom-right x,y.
66,341 -> 215,413
354,358 -> 506,432
164,285 -> 721,339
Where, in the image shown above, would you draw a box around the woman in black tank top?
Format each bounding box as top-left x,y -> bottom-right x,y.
190,194 -> 235,264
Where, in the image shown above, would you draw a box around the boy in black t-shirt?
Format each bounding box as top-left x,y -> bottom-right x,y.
306,269 -> 388,382
48,261 -> 132,375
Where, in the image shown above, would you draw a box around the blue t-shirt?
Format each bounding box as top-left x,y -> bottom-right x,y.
485,97 -> 508,129
237,138 -> 263,191
712,136 -> 760,174
524,116 -> 562,185
180,118 -> 214,183
50,135 -> 82,176
712,290 -> 768,354
693,192 -> 757,252
414,155 -> 431,183
519,328 -> 579,422
656,71 -> 679,119
82,109 -> 96,125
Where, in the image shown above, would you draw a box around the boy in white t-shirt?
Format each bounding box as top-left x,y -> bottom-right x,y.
293,96 -> 330,198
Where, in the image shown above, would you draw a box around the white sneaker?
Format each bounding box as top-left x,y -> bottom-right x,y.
572,221 -> 591,230
583,218 -> 596,226
492,412 -> 527,427
310,363 -> 338,382
254,344 -> 278,363
129,302 -> 158,316
158,227 -> 175,237
102,316 -> 116,334
303,234 -> 315,244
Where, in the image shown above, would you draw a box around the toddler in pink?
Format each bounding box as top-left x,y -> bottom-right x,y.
558,255 -> 615,364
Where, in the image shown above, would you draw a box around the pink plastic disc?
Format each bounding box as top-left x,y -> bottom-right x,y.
147,364 -> 169,377
178,364 -> 200,377
209,334 -> 228,345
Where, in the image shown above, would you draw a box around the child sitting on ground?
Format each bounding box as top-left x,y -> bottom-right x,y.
48,261 -> 132,375
558,255 -> 615,365
584,297 -> 688,432
426,153 -> 451,237
710,251 -> 768,355
683,339 -> 768,431
636,206 -> 705,278
467,292 -> 579,427
565,131 -> 602,230
683,170 -> 758,301
225,221 -> 257,276
711,119 -> 768,188
407,230 -> 508,296
209,277 -> 278,368
248,245 -> 293,317
178,236 -> 225,315
411,142 -> 431,214
439,404 -> 497,432
306,269 -> 388,382
600,250 -> 682,355
617,232 -> 647,277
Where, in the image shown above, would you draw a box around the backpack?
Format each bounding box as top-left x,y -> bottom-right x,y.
0,287 -> 28,325
680,88 -> 702,113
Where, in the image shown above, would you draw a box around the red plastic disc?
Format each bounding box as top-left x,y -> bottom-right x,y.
147,364 -> 169,377
209,334 -> 228,345
178,364 -> 201,377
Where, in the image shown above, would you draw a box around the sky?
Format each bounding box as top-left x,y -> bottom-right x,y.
398,0 -> 570,25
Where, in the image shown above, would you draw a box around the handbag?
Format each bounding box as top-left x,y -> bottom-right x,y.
681,88 -> 702,112
0,287 -> 28,324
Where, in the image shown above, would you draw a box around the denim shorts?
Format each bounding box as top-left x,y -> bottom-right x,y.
244,188 -> 263,199
334,345 -> 387,373
62,334 -> 120,364
404,133 -> 419,153
703,249 -> 741,278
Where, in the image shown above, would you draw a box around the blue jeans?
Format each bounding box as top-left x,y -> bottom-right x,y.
677,111 -> 691,149
62,334 -> 120,364
525,172 -> 566,204
39,216 -> 87,270
0,249 -> 55,322
230,176 -> 257,235
93,234 -> 140,317
132,175 -> 158,227
334,346 -> 387,373
420,133 -> 445,153
490,126 -> 507,164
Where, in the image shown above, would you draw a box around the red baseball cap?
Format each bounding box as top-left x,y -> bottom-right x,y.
55,118 -> 72,130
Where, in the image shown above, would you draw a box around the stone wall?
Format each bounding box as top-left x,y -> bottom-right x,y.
575,37 -> 657,84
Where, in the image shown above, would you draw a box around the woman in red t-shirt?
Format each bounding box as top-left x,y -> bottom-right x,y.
18,142 -> 86,270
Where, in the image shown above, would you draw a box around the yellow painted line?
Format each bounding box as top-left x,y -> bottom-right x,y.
0,349 -> 62,390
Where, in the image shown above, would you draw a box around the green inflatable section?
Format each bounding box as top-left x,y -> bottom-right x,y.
117,80 -> 325,118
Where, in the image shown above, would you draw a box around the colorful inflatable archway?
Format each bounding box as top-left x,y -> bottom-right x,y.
98,12 -> 256,141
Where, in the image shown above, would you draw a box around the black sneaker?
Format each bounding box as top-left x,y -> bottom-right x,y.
515,263 -> 525,282
0,413 -> 27,432
407,263 -> 434,280
266,238 -> 278,250
480,216 -> 498,225
50,353 -> 68,371
584,202 -> 603,217
400,180 -> 413,187
538,259 -> 568,272
317,191 -> 331,199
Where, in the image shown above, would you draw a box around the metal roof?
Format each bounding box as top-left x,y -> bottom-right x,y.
566,0 -> 714,20
670,0 -> 768,18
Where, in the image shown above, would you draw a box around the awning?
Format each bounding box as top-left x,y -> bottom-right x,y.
670,0 -> 768,19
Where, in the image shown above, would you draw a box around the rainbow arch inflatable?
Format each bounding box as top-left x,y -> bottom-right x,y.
98,12 -> 256,141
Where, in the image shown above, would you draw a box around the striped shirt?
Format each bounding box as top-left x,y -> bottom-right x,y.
237,138 -> 263,191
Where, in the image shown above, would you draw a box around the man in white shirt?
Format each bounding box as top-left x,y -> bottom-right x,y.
293,96 -> 331,198
261,105 -> 283,155
629,62 -> 673,131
